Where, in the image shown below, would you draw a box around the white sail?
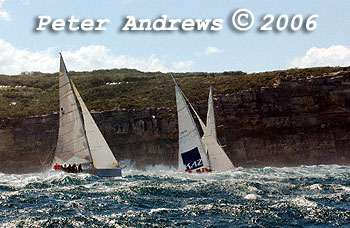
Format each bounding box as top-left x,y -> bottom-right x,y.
54,55 -> 91,165
201,134 -> 234,171
173,77 -> 210,171
185,86 -> 234,172
71,82 -> 120,169
207,85 -> 217,139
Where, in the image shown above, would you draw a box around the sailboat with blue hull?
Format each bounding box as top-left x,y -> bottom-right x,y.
53,54 -> 122,177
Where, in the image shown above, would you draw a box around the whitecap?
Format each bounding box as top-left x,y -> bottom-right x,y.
306,184 -> 322,190
244,193 -> 260,200
291,196 -> 317,208
149,207 -> 172,214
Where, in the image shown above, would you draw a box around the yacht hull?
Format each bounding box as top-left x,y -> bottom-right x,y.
83,168 -> 122,177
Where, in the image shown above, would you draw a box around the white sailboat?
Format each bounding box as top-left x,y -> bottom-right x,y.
53,54 -> 121,177
171,74 -> 234,172
171,74 -> 211,172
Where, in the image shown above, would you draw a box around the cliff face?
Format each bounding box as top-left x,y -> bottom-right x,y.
1,71 -> 350,173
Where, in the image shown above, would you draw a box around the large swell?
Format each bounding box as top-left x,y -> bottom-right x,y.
1,164 -> 350,227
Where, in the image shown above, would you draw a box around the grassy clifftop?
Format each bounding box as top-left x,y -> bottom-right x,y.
0,66 -> 349,118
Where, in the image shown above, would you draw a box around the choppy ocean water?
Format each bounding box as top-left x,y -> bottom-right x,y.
1,164 -> 350,227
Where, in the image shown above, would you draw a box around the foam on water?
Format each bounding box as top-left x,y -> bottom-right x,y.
1,165 -> 350,227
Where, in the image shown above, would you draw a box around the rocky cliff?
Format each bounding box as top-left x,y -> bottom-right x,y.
1,71 -> 350,173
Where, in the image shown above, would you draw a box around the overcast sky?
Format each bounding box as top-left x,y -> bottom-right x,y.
0,0 -> 349,75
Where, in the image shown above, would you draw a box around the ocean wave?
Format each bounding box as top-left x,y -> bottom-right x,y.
1,165 -> 350,227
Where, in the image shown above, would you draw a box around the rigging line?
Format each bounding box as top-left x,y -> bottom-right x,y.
42,148 -> 55,167
38,152 -> 48,173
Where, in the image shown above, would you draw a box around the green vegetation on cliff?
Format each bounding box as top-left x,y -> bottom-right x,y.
0,66 -> 349,118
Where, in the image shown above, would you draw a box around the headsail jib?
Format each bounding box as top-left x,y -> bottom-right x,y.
71,81 -> 120,169
202,85 -> 234,171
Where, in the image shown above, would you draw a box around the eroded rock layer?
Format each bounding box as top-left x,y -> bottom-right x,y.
1,71 -> 350,173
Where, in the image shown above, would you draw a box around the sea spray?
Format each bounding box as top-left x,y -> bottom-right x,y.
1,165 -> 350,227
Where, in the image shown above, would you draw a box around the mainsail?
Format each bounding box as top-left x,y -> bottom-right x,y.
171,74 -> 210,171
54,55 -> 91,165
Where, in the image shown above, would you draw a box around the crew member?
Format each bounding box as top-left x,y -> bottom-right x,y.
78,164 -> 82,173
